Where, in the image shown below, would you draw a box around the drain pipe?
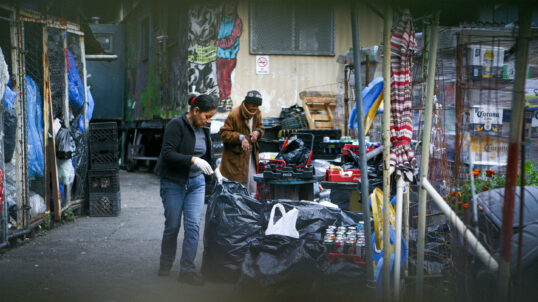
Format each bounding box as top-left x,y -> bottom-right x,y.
381,4 -> 393,299
497,6 -> 532,301
350,1 -> 375,288
393,176 -> 405,301
416,11 -> 440,301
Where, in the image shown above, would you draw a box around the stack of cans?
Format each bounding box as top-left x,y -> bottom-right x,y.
323,223 -> 366,257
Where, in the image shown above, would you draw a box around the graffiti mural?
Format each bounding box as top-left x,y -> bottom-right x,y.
188,1 -> 242,112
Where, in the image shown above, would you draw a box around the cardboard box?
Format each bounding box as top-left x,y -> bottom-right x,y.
470,106 -> 504,135
468,45 -> 505,79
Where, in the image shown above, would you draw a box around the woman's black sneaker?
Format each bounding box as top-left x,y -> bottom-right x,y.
158,266 -> 170,277
178,271 -> 204,286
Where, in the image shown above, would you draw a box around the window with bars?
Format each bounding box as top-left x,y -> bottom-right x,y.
249,0 -> 335,56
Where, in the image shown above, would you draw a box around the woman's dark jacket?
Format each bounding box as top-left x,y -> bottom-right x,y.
155,113 -> 214,184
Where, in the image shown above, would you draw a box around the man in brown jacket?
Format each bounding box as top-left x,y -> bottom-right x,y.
219,90 -> 265,194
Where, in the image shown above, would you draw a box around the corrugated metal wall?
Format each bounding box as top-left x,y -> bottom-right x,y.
217,1 -> 383,119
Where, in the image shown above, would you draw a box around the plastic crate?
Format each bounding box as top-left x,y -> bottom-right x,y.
89,122 -> 118,147
325,168 -> 361,182
88,169 -> 120,194
89,144 -> 119,170
89,192 -> 121,217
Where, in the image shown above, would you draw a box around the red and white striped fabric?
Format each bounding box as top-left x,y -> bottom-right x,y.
390,11 -> 417,182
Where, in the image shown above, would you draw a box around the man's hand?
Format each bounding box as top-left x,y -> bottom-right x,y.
241,138 -> 250,151
250,131 -> 259,143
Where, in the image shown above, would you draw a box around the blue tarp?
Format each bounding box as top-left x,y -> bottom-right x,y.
78,87 -> 95,132
67,49 -> 84,109
26,75 -> 44,178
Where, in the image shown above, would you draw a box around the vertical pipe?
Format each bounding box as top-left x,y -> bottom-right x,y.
80,36 -> 89,132
63,32 -> 69,128
350,1 -> 375,287
469,144 -> 479,235
393,176 -> 404,301
416,11 -> 440,301
382,5 -> 393,300
42,25 -> 50,212
16,20 -> 28,230
344,66 -> 349,136
403,187 -> 410,277
497,7 -> 532,301
516,117 -> 525,299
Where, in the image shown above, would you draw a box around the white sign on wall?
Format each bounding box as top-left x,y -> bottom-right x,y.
470,106 -> 504,135
256,55 -> 270,74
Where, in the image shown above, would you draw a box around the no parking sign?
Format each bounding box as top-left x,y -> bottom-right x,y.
256,55 -> 269,74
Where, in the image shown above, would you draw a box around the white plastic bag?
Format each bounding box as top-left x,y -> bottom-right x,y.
265,203 -> 300,238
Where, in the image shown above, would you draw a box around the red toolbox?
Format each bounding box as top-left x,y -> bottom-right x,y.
324,168 -> 361,183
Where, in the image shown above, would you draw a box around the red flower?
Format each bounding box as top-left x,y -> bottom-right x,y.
473,170 -> 480,177
486,170 -> 495,177
481,187 -> 488,192
463,203 -> 469,210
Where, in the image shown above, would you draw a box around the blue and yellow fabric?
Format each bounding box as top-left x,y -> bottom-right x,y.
348,77 -> 384,134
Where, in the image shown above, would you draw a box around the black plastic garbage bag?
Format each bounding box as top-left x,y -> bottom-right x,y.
56,127 -> 76,159
275,138 -> 310,166
264,200 -> 363,241
70,128 -> 88,199
202,180 -> 266,282
311,258 -> 370,302
236,235 -> 328,301
3,105 -> 16,163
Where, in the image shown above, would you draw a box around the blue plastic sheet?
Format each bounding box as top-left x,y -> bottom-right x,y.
78,87 -> 94,132
26,75 -> 45,178
67,49 -> 84,109
349,77 -> 384,130
2,86 -> 16,109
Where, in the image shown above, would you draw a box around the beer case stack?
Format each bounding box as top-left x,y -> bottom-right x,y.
88,122 -> 121,217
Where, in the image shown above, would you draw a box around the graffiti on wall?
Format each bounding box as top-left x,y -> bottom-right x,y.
188,1 -> 242,112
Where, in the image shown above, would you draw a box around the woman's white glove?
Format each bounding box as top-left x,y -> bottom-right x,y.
193,157 -> 213,175
214,168 -> 223,183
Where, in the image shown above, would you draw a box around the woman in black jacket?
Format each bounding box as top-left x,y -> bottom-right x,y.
154,94 -> 219,285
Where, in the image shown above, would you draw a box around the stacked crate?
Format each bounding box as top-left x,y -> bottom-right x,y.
88,122 -> 120,217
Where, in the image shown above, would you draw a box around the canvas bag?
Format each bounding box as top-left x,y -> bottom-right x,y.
265,203 -> 300,238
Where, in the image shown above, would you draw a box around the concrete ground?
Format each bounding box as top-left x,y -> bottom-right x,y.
0,170 -> 236,302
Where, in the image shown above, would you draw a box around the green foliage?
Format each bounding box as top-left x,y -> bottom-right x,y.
36,214 -> 51,235
61,208 -> 76,224
517,161 -> 538,186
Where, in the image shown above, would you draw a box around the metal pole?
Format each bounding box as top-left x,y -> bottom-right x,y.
497,7 -> 532,301
350,1 -> 375,287
382,5 -> 393,300
469,144 -> 479,235
416,11 -> 440,301
393,176 -> 404,301
422,178 -> 499,272
403,186 -> 410,277
80,35 -> 89,132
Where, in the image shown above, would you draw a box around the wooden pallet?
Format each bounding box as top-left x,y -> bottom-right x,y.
302,96 -> 336,129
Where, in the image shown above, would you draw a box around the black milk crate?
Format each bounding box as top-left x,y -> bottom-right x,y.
89,191 -> 121,217
88,169 -> 120,194
89,143 -> 119,170
89,122 -> 118,147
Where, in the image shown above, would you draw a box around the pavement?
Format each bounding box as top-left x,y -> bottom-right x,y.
0,170 -> 236,302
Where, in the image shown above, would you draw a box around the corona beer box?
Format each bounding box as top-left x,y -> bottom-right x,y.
467,45 -> 505,79
470,106 -> 503,135
467,136 -> 508,167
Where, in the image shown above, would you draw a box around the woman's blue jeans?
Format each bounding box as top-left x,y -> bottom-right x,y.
159,175 -> 205,273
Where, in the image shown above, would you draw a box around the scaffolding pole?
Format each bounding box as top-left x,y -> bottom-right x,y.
416,11 -> 439,301
350,1 -> 375,288
382,4 -> 392,300
497,6 -> 532,302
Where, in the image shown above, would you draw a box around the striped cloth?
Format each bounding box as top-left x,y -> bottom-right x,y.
389,11 -> 418,183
